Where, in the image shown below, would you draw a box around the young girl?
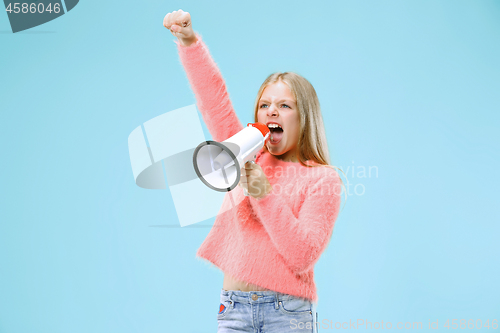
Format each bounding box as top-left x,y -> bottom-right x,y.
164,10 -> 344,333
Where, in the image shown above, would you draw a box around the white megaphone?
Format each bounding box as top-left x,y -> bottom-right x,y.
193,122 -> 270,195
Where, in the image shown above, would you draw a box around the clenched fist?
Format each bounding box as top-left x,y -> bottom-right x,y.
163,9 -> 197,47
238,161 -> 273,200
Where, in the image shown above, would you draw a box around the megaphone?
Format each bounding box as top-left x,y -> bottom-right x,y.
193,122 -> 270,195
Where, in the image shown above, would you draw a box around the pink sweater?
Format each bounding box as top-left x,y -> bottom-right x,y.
175,34 -> 342,303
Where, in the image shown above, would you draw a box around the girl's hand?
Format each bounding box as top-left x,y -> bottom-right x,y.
163,9 -> 197,47
238,161 -> 273,200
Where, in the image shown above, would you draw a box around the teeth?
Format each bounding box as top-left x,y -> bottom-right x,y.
267,123 -> 282,129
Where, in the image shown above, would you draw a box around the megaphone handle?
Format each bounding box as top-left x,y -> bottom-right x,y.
243,157 -> 257,196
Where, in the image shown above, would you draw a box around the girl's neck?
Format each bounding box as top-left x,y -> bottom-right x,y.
264,148 -> 299,163
279,155 -> 299,163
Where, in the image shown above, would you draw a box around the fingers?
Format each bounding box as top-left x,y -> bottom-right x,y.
241,166 -> 258,177
244,160 -> 260,170
239,178 -> 263,196
163,12 -> 173,29
171,12 -> 191,32
240,164 -> 264,186
239,167 -> 251,185
163,9 -> 192,37
178,12 -> 191,28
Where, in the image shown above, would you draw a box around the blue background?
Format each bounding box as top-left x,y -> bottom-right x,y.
1,0 -> 498,332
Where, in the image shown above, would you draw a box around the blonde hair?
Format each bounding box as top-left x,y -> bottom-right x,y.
253,72 -> 347,209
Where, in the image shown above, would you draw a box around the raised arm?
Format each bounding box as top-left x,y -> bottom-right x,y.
249,168 -> 342,275
164,10 -> 244,142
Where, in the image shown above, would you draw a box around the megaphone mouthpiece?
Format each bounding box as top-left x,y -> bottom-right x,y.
247,122 -> 270,139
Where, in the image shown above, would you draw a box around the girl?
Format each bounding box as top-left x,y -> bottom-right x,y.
164,9 -> 344,333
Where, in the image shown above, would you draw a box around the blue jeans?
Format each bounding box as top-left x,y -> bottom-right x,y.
217,289 -> 318,333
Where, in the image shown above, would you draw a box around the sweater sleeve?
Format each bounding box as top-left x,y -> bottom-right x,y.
250,169 -> 342,275
175,33 -> 244,142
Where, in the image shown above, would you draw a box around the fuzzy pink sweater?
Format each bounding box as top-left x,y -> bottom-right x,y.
175,34 -> 342,303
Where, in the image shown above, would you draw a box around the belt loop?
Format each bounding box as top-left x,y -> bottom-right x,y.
229,291 -> 233,305
312,302 -> 318,333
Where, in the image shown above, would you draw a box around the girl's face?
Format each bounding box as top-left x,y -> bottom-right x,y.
257,81 -> 301,162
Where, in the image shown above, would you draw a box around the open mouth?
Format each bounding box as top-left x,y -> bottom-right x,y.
267,123 -> 284,144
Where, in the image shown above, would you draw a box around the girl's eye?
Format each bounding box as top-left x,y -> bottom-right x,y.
260,104 -> 290,108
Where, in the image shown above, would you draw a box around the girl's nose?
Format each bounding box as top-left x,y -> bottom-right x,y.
267,104 -> 278,116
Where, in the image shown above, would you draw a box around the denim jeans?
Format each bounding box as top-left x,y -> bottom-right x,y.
217,289 -> 318,333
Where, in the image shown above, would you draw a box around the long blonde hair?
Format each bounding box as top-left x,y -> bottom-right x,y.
253,72 -> 347,208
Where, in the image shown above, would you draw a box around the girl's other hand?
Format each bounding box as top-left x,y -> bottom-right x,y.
163,9 -> 197,47
239,161 -> 273,200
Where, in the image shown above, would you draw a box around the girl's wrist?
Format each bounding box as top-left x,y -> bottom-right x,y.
179,35 -> 198,47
